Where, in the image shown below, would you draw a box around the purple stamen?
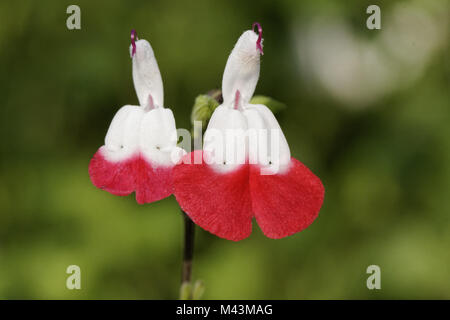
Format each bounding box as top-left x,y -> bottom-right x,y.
252,22 -> 263,55
131,29 -> 137,57
144,94 -> 155,111
234,90 -> 240,110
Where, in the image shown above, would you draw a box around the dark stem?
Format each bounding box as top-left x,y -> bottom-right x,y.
182,211 -> 195,284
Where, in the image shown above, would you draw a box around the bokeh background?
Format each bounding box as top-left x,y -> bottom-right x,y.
0,0 -> 449,299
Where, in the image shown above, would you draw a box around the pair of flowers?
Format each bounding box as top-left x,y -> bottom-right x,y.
89,24 -> 324,241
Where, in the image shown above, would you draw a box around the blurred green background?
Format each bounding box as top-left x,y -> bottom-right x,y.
0,0 -> 449,299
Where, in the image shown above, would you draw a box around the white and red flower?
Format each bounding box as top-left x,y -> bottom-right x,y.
89,30 -> 184,204
173,23 -> 324,241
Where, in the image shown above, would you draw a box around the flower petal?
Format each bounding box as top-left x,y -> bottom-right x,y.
132,156 -> 174,204
173,151 -> 253,241
250,158 -> 324,239
89,148 -> 173,204
222,30 -> 261,107
131,39 -> 164,108
103,105 -> 143,162
140,107 -> 182,167
89,147 -> 136,197
203,105 -> 248,173
243,104 -> 291,174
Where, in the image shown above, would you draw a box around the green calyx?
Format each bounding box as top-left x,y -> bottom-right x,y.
190,94 -> 220,128
190,90 -> 286,134
250,95 -> 287,113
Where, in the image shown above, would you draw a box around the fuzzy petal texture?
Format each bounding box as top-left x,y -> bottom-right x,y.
203,105 -> 248,173
243,103 -> 291,174
132,156 -> 174,204
89,147 -> 136,197
173,150 -> 253,241
131,39 -> 164,108
222,30 -> 261,106
89,148 -> 173,204
249,157 -> 324,239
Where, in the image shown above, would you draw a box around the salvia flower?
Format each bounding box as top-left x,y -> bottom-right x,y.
89,30 -> 184,204
173,23 -> 324,241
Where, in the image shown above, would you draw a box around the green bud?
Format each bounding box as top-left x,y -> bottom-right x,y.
192,280 -> 205,300
190,94 -> 220,128
250,95 -> 286,114
179,281 -> 192,300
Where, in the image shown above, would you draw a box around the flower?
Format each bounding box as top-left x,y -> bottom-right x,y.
89,30 -> 184,204
173,23 -> 324,241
